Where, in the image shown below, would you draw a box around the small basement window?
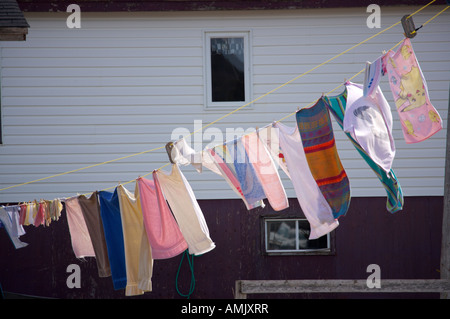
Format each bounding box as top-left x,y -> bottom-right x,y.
264,218 -> 332,255
204,31 -> 251,109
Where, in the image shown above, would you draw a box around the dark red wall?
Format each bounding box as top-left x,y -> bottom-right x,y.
0,196 -> 443,299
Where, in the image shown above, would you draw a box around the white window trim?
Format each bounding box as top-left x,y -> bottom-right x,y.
264,218 -> 331,254
203,30 -> 252,110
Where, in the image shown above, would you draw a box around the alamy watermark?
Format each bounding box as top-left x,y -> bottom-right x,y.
66,264 -> 81,289
366,263 -> 381,289
169,120 -> 283,175
65,262 -> 382,290
66,4 -> 81,29
66,4 -> 381,30
367,4 -> 381,29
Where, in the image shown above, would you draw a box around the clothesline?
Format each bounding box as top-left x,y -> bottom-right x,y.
0,0 -> 443,198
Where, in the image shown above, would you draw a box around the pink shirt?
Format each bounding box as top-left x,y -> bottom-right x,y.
65,197 -> 95,258
137,174 -> 188,259
241,131 -> 289,211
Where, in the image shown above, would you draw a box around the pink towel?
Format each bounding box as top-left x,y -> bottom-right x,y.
241,131 -> 289,211
384,38 -> 442,143
137,174 -> 188,259
65,197 -> 95,258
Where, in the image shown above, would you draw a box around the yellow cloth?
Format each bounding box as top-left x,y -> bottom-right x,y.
117,184 -> 153,296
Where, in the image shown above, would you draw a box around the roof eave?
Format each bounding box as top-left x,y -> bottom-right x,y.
16,0 -> 444,13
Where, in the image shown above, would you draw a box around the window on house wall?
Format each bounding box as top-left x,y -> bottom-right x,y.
263,217 -> 332,255
204,31 -> 251,109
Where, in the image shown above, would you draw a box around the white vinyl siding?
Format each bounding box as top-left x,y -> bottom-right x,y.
0,6 -> 449,203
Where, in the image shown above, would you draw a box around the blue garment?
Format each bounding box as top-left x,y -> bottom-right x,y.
98,189 -> 127,290
233,139 -> 266,207
214,138 -> 266,209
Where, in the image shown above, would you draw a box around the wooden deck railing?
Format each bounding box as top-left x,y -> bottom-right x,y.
234,279 -> 450,299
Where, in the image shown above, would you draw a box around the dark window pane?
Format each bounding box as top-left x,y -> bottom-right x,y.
210,37 -> 245,102
267,220 -> 296,250
298,220 -> 328,250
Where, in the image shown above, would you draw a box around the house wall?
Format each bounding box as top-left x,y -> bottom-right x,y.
0,5 -> 448,300
0,6 -> 449,203
0,196 -> 443,299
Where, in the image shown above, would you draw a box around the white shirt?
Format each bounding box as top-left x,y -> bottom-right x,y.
274,122 -> 338,240
344,82 -> 395,174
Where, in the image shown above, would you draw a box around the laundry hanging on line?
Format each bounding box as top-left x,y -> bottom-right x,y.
153,36 -> 443,237
271,121 -> 340,239
156,163 -> 216,256
65,196 -> 96,259
1,38 -> 441,231
323,87 -> 404,213
209,139 -> 267,210
296,97 -> 351,219
363,55 -> 384,98
117,184 -> 153,296
241,131 -> 289,212
384,38 -> 443,143
98,189 -> 127,291
172,129 -> 290,212
344,82 -> 396,174
1,34 -> 445,297
0,206 -> 28,249
78,192 -> 112,278
171,122 -> 340,240
1,198 -> 64,250
0,169 -> 215,297
137,174 -> 188,260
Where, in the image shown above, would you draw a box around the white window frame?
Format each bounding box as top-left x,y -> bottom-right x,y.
203,31 -> 252,110
264,218 -> 331,255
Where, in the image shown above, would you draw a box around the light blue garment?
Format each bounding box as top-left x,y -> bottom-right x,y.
215,138 -> 266,209
0,206 -> 28,249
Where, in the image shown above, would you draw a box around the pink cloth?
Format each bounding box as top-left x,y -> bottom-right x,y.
137,174 -> 188,259
241,131 -> 288,211
65,197 -> 95,258
33,202 -> 45,227
208,148 -> 251,207
156,164 -> 215,256
19,204 -> 27,226
384,38 -> 442,143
